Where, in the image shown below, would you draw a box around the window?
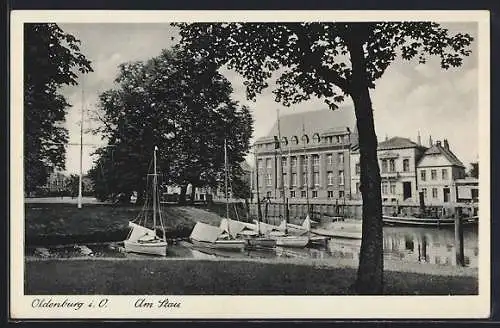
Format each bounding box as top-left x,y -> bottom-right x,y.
291,136 -> 299,145
339,190 -> 345,199
266,191 -> 272,198
312,154 -> 319,167
313,172 -> 320,186
282,173 -> 288,186
403,159 -> 410,172
432,188 -> 438,198
336,135 -> 342,143
290,190 -> 296,198
301,155 -> 308,171
382,182 -> 388,194
431,169 -> 437,180
420,170 -> 426,182
327,171 -> 334,185
266,173 -> 272,186
356,182 -> 360,193
312,190 -> 318,198
389,159 -> 396,172
291,173 -> 297,186
442,169 -> 448,180
266,158 -> 272,169
327,153 -> 333,165
422,188 -> 427,198
355,163 -> 360,175
338,152 -> 344,165
313,133 -> 321,143
389,182 -> 396,194
338,170 -> 345,186
291,156 -> 297,168
281,157 -> 287,168
381,159 -> 388,173
301,190 -> 306,198
258,159 -> 263,170
327,190 -> 334,199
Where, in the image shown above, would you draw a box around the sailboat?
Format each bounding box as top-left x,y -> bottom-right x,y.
189,139 -> 247,251
123,146 -> 168,256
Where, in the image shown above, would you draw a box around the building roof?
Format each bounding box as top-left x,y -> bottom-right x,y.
419,142 -> 465,168
257,107 -> 356,142
351,136 -> 424,152
378,137 -> 422,150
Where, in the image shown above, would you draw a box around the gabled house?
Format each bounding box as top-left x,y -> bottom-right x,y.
350,136 -> 427,203
416,139 -> 466,204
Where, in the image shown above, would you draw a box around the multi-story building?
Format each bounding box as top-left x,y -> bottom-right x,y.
350,136 -> 427,203
252,108 -> 356,202
416,139 -> 466,204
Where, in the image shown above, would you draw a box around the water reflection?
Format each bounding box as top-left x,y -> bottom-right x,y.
26,226 -> 478,268
321,225 -> 478,268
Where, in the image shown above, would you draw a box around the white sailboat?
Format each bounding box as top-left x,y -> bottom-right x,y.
123,146 -> 168,256
190,139 -> 247,251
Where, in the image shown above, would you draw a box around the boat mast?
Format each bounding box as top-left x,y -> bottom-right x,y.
153,146 -> 158,231
224,138 -> 232,238
254,145 -> 261,234
302,121 -> 310,215
276,108 -> 286,233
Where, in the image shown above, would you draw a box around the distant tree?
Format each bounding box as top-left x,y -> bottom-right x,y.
90,47 -> 253,203
24,23 -> 93,194
175,22 -> 473,294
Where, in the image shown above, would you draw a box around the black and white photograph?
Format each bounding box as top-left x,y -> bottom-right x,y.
10,10 -> 490,319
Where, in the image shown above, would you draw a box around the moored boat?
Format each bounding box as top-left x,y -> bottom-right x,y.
190,221 -> 247,251
382,214 -> 478,227
124,146 -> 168,257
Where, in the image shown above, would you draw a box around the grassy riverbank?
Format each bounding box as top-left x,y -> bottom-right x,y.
25,258 -> 478,295
25,203 -> 225,246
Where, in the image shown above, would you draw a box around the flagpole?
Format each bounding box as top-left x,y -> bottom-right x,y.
77,83 -> 84,209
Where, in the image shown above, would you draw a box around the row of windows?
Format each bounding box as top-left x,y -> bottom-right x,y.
264,190 -> 345,199
256,134 -> 348,150
420,169 -> 448,181
261,170 -> 345,187
258,153 -> 345,170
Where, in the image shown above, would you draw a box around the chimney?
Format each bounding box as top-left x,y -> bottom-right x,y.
443,139 -> 449,150
429,135 -> 433,147
436,140 -> 442,147
417,131 -> 421,145
385,134 -> 388,141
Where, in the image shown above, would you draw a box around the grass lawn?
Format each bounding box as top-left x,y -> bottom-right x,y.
25,203 -> 225,246
25,259 -> 478,295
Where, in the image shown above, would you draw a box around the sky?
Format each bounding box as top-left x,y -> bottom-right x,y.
56,22 -> 479,175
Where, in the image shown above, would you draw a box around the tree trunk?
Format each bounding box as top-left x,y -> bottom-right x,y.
348,28 -> 384,295
178,185 -> 187,205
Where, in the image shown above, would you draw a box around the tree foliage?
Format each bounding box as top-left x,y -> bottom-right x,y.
174,22 -> 473,294
24,23 -> 93,194
89,47 -> 253,202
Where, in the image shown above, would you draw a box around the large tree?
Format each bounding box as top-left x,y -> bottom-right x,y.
175,22 -> 473,294
24,23 -> 93,194
90,47 -> 253,203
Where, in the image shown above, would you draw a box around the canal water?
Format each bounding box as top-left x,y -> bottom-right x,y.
26,225 -> 478,269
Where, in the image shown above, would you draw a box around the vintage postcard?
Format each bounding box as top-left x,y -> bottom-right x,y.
10,10 -> 490,319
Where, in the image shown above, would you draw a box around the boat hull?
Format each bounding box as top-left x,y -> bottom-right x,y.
275,236 -> 310,248
124,239 -> 168,256
310,228 -> 362,240
191,239 -> 247,251
382,215 -> 478,227
247,237 -> 276,248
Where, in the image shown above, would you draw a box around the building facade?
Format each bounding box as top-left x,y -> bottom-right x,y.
416,139 -> 466,204
350,137 -> 427,203
252,108 -> 356,202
